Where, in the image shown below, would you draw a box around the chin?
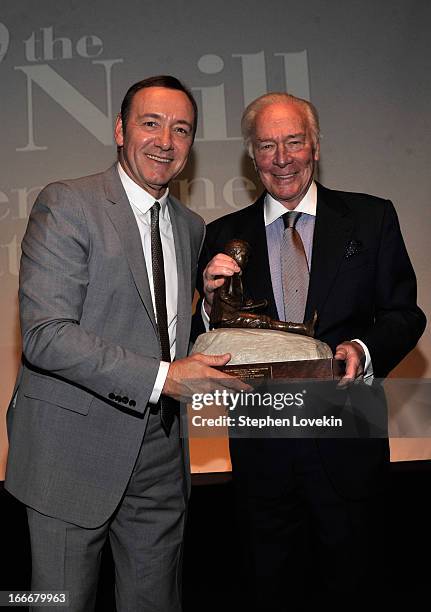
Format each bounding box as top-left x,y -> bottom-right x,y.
276,191 -> 299,202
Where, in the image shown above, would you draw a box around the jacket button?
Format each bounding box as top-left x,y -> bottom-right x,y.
115,395 -> 122,403
122,396 -> 129,404
108,393 -> 115,400
129,399 -> 136,407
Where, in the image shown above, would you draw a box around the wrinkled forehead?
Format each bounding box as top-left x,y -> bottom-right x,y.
129,86 -> 195,121
254,102 -> 309,137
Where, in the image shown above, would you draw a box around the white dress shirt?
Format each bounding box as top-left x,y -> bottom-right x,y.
265,184 -> 317,319
117,163 -> 176,403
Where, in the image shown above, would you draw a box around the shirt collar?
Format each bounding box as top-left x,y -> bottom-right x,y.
264,181 -> 317,227
117,162 -> 169,217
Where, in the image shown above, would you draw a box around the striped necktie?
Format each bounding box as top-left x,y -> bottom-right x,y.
281,211 -> 309,323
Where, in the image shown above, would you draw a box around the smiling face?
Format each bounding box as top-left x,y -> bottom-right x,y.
251,101 -> 320,210
115,86 -> 195,199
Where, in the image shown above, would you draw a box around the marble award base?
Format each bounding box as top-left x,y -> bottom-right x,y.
191,328 -> 345,380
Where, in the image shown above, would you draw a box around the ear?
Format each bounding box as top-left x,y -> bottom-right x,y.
313,142 -> 320,161
248,142 -> 258,170
249,149 -> 258,172
114,114 -> 124,147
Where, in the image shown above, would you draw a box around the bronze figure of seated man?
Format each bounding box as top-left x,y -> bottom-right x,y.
209,239 -> 316,337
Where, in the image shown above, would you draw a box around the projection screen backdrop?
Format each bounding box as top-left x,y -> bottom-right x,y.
1,0 -> 430,476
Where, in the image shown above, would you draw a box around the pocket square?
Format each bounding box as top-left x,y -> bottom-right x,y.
345,239 -> 362,259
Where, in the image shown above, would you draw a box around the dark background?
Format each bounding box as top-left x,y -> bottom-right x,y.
2,463 -> 430,610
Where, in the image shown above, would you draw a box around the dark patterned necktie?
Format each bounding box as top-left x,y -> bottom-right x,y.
281,211 -> 309,323
150,201 -> 176,434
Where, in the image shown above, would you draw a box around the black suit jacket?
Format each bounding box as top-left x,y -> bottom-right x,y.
195,184 -> 426,498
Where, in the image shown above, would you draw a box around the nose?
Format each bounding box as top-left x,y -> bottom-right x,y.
274,143 -> 292,167
155,126 -> 173,150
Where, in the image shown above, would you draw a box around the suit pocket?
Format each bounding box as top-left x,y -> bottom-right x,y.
337,251 -> 371,275
23,371 -> 92,416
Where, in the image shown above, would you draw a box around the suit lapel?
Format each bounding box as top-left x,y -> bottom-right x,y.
242,195 -> 278,319
102,166 -> 157,332
168,196 -> 191,358
305,184 -> 354,323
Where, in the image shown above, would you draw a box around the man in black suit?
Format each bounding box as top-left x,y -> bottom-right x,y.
196,93 -> 426,610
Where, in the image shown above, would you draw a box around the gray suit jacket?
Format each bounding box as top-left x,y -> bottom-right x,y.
5,165 -> 205,528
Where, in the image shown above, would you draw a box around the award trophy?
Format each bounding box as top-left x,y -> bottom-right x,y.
192,239 -> 344,381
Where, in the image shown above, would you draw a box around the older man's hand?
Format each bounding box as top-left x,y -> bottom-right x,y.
334,340 -> 366,387
202,253 -> 240,315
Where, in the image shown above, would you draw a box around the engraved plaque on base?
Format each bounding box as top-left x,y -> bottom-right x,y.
191,328 -> 345,380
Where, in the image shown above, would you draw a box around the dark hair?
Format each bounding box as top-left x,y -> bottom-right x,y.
120,75 -> 198,140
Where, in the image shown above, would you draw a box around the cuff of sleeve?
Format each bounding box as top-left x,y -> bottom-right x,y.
201,300 -> 210,332
352,339 -> 374,379
149,361 -> 170,404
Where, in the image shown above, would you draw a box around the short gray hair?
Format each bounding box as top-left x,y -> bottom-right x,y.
241,92 -> 320,158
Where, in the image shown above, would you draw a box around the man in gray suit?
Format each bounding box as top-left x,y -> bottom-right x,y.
5,75 -> 238,612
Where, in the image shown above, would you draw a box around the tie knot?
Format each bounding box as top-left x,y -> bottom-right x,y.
151,201 -> 161,228
282,211 -> 301,229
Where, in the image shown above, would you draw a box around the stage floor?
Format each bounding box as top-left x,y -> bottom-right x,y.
2,462 -> 431,610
